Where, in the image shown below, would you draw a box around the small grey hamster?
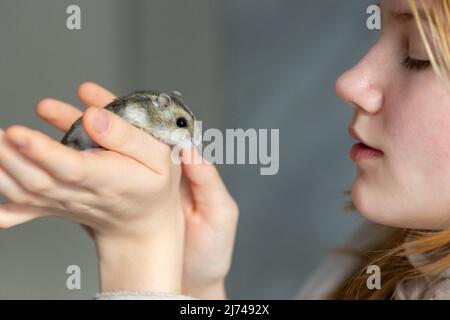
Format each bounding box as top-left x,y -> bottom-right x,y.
61,90 -> 197,151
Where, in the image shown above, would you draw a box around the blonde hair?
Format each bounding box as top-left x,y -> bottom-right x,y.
411,0 -> 450,84
332,0 -> 450,299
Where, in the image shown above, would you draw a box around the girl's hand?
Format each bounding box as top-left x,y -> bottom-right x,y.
179,148 -> 239,299
0,84 -> 185,293
0,82 -> 239,299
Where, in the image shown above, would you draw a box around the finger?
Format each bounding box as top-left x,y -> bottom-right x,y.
3,124 -> 140,200
77,82 -> 116,108
36,98 -> 83,132
181,147 -> 223,187
0,165 -> 49,208
180,147 -> 232,203
2,125 -> 96,194
0,129 -> 89,204
180,175 -> 194,215
0,166 -> 87,222
0,130 -> 58,198
0,202 -> 50,229
36,82 -> 117,134
82,106 -> 172,175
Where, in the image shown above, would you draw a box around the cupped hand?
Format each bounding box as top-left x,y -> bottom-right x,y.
0,83 -> 186,292
0,98 -> 182,239
0,82 -> 239,299
179,148 -> 239,299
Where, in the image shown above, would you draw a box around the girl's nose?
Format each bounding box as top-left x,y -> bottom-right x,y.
335,53 -> 384,115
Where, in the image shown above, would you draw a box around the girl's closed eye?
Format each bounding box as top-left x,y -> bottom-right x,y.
401,56 -> 431,71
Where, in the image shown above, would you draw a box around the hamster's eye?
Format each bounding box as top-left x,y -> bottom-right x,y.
176,117 -> 187,128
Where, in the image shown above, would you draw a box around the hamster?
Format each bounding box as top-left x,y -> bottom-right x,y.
61,90 -> 198,151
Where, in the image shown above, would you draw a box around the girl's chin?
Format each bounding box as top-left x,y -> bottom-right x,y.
351,180 -> 396,227
351,181 -> 437,230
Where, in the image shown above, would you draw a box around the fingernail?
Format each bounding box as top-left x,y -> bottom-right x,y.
92,109 -> 110,134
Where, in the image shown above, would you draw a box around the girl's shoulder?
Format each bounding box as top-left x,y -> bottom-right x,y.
295,224 -> 450,300
294,223 -> 391,300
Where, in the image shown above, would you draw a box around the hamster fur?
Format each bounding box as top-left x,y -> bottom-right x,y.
61,90 -> 197,151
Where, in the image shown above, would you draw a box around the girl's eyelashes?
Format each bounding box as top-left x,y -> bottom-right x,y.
402,56 -> 431,71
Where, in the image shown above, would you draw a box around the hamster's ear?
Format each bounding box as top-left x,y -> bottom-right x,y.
172,90 -> 184,101
158,93 -> 172,108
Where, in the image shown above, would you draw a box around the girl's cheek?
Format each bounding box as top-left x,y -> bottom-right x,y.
385,84 -> 450,177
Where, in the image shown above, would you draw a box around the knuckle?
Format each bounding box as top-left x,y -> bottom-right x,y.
12,193 -> 35,205
97,187 -> 121,200
59,200 -> 94,215
24,179 -> 52,194
117,128 -> 131,148
63,169 -> 85,184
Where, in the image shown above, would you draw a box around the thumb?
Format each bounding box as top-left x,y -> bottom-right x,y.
0,203 -> 49,229
180,148 -> 233,204
82,107 -> 172,175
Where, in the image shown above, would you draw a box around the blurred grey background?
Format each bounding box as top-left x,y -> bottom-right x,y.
0,0 -> 378,299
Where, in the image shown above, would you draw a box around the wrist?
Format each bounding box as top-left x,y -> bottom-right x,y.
95,214 -> 185,294
183,279 -> 228,300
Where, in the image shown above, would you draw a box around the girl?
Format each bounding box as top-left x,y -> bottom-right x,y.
1,0 -> 450,299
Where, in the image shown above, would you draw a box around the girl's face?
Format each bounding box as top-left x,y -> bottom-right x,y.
336,0 -> 450,230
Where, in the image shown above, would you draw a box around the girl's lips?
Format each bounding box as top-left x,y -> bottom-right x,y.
348,126 -> 383,160
350,142 -> 383,163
